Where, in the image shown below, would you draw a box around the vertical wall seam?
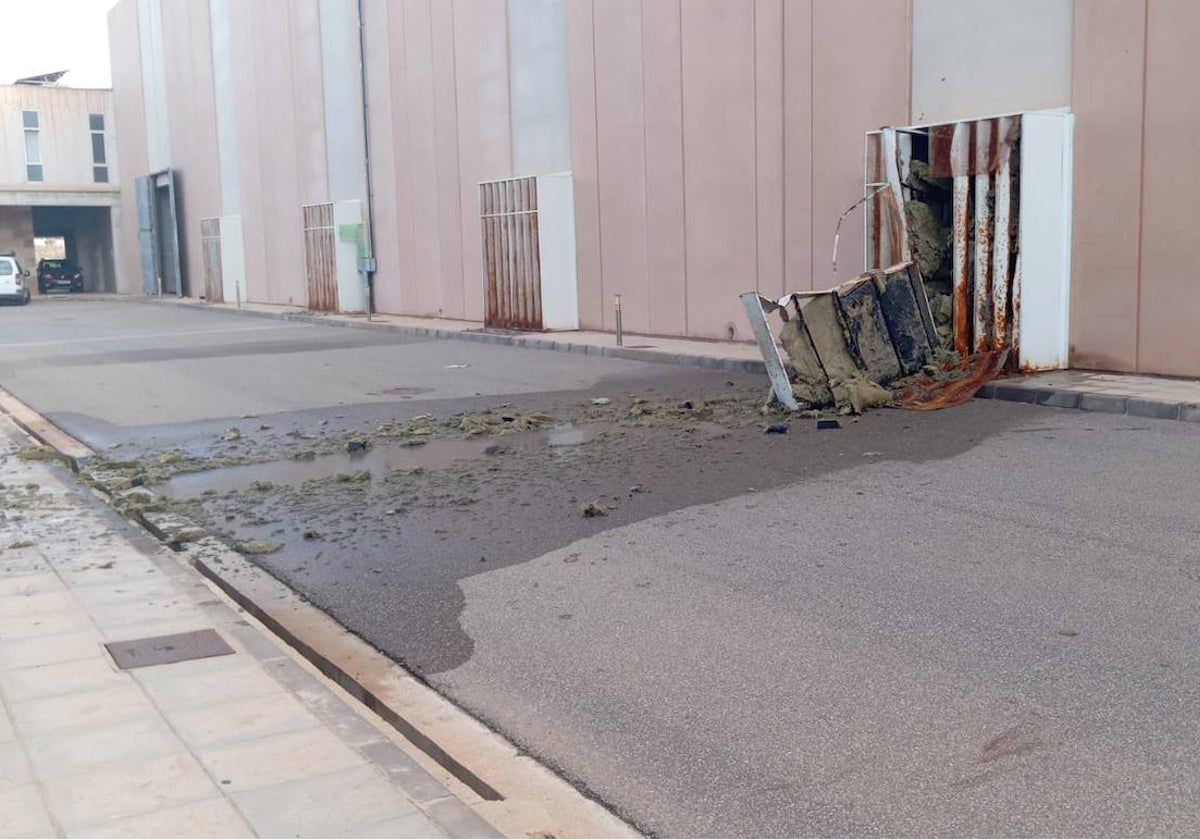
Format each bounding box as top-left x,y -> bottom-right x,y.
1132,0 -> 1148,372
400,0 -> 421,313
639,1 -> 650,331
752,0 -> 759,295
905,0 -> 913,122
426,0 -> 445,315
590,0 -> 605,328
780,0 -> 787,299
807,0 -> 814,289
677,0 -> 688,334
447,1 -> 466,306
503,0 -> 515,174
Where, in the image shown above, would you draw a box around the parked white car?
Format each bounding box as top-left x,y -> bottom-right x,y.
0,251 -> 31,305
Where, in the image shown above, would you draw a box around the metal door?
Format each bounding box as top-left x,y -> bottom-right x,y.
135,175 -> 157,295
154,169 -> 184,295
480,176 -> 542,330
302,203 -> 338,312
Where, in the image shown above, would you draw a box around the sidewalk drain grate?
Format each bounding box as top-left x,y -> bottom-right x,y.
105,628 -> 235,670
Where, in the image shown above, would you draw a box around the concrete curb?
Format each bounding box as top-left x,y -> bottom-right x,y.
133,296 -> 769,376
0,385 -> 96,470
975,382 -> 1200,424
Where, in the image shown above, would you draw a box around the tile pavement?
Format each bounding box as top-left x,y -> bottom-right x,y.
0,417 -> 501,839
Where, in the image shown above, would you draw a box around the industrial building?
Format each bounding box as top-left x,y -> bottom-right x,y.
0,80 -> 120,293
107,0 -> 1200,378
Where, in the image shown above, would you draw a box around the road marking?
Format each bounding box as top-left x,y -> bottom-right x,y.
0,323 -> 314,349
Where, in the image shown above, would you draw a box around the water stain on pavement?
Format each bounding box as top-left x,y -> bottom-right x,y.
131,386 -> 1024,675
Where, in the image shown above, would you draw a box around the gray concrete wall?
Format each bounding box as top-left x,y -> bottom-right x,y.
911,0 -> 1073,124
508,0 -> 571,175
319,0 -> 367,203
0,206 -> 35,273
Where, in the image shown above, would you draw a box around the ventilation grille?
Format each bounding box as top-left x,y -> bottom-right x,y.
480,176 -> 542,331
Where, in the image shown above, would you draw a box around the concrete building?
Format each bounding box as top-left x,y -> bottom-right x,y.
0,83 -> 120,292
108,0 -> 1200,378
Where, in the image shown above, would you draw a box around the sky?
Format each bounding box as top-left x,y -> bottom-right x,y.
0,0 -> 119,88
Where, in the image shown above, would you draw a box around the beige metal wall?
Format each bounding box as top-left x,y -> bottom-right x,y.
0,86 -> 117,189
568,0 -> 910,339
1070,0 -> 1200,377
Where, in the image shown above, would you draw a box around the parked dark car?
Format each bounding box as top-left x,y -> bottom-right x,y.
37,259 -> 85,293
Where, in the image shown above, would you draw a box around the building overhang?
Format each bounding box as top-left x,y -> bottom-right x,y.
0,187 -> 120,208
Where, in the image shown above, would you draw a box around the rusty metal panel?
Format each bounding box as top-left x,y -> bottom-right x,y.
972,122 -> 994,353
951,174 -> 971,354
302,202 -> 337,312
200,217 -> 223,304
992,146 -> 1014,349
930,116 -> 1020,178
480,175 -> 543,330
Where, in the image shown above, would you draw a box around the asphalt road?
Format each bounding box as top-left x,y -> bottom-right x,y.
4,297 -> 1200,837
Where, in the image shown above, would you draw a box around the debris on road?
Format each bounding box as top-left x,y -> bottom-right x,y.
235,539 -> 282,555
816,419 -> 841,430
591,397 -> 611,406
222,427 -> 242,442
764,422 -> 789,435
580,501 -> 608,518
742,260 -> 1005,417
346,439 -> 370,452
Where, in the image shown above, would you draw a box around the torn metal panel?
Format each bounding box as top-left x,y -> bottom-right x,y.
835,275 -> 904,383
740,264 -> 937,414
739,292 -> 801,411
877,263 -> 937,374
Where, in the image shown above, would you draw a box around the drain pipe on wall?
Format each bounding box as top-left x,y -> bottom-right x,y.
356,0 -> 377,321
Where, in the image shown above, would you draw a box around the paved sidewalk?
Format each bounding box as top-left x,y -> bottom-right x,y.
979,370 -> 1200,422
0,417 -> 500,838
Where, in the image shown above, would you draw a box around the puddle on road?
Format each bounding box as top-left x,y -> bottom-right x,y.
158,424 -> 596,499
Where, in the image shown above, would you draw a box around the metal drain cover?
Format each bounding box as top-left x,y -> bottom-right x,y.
105,628 -> 235,670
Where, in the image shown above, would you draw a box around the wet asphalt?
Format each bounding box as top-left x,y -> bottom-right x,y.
4,298 -> 1200,837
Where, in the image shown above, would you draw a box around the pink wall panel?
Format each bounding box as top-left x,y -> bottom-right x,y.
452,0 -> 513,323
402,0 -> 445,318
431,1 -> 467,320
1068,0 -> 1144,372
641,0 -> 688,336
362,0 -> 402,315
255,1 -> 305,306
228,0 -> 267,303
681,0 -> 758,339
754,0 -> 785,302
567,0 -> 604,331
1135,0 -> 1200,376
108,0 -> 149,293
386,0 -> 420,316
781,2 -> 814,293
810,0 -> 908,289
593,0 -> 650,333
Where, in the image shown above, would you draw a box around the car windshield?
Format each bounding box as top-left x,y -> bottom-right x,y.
42,261 -> 77,273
